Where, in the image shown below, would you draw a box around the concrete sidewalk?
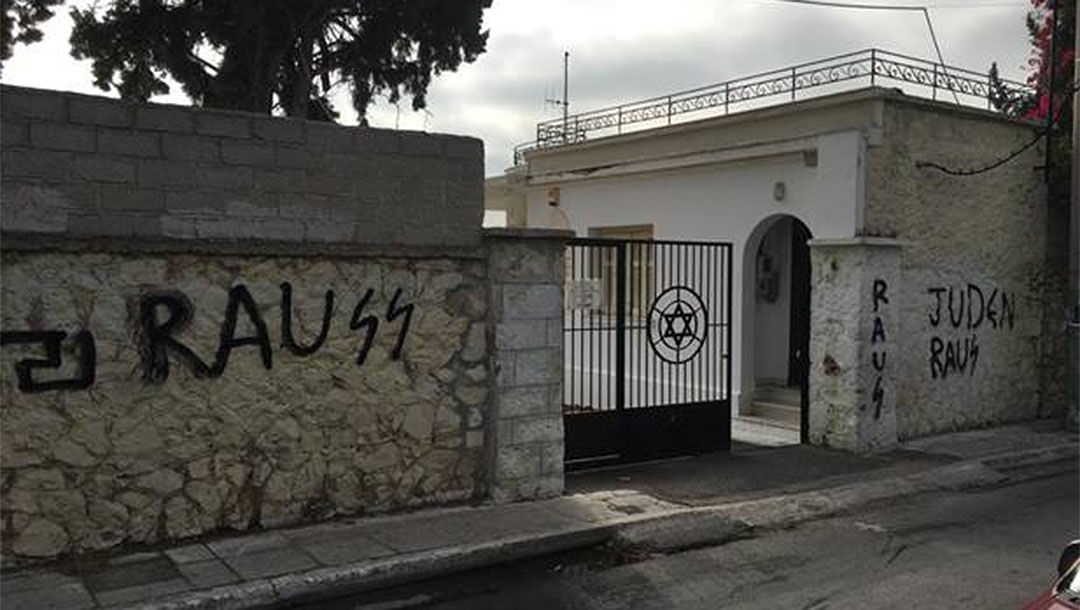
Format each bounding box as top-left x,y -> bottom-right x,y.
2,420 -> 1076,610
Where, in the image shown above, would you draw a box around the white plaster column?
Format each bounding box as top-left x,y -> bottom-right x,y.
807,237 -> 905,452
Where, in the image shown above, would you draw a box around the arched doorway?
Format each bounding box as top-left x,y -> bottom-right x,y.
739,214 -> 812,445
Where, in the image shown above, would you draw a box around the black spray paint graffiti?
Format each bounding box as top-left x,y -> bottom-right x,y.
136,290 -> 213,383
136,283 -> 415,383
927,284 -> 1014,380
869,279 -> 888,419
280,282 -> 333,357
348,286 -> 415,366
1,283 -> 415,392
0,330 -> 96,393
136,285 -> 274,383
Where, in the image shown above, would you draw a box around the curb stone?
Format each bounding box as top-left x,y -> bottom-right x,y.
266,526 -> 618,607
111,525 -> 619,610
105,442 -> 1078,610
117,580 -> 277,610
612,512 -> 755,554
617,442 -> 1076,555
982,444 -> 1077,472
625,461 -> 1008,554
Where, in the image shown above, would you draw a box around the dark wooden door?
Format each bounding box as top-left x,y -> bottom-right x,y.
787,222 -> 811,389
787,221 -> 812,442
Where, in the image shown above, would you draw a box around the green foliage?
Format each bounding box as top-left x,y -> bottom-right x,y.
66,0 -> 492,120
987,62 -> 1037,118
1,0 -> 63,61
989,0 -> 1074,201
989,0 -> 1074,120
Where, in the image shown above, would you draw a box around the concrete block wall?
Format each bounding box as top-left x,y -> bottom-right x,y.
1,85 -> 483,246
0,87 -> 576,566
485,229 -> 570,502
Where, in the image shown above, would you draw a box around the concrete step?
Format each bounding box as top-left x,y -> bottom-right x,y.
754,385 -> 801,405
748,400 -> 801,426
730,420 -> 800,447
734,413 -> 800,432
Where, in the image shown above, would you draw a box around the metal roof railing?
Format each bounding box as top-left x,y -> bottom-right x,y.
512,48 -> 1034,165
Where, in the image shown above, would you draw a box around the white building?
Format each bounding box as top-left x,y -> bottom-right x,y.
487,50 -> 1065,455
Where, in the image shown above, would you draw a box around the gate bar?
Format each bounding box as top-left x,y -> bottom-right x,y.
615,242 -> 627,413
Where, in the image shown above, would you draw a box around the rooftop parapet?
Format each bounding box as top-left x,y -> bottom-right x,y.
513,48 -> 1034,165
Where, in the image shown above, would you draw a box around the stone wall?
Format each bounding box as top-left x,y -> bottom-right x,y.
0,85 -> 482,246
0,248 -> 489,562
863,98 -> 1059,439
0,88 -> 568,566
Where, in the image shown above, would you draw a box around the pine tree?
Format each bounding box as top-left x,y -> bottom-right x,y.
6,1 -> 492,121
1,0 -> 63,62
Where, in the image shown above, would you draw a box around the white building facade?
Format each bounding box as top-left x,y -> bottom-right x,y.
489,86 -> 1064,452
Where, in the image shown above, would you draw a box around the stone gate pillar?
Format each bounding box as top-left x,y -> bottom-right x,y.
807,238 -> 905,452
484,228 -> 573,502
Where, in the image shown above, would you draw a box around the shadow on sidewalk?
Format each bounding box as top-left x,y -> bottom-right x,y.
565,442 -> 957,507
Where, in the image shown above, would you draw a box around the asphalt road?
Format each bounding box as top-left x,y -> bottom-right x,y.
312,472 -> 1079,610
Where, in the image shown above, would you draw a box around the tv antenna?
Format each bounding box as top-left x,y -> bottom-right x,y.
545,51 -> 570,143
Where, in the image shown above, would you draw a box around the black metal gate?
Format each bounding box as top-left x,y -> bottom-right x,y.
563,239 -> 733,469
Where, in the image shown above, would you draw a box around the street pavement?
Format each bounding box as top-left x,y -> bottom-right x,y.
568,419 -> 1075,506
325,471 -> 1079,610
0,420 -> 1075,610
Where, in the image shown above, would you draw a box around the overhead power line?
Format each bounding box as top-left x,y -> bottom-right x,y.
773,0 -> 1071,180
749,1 -> 1031,6
766,0 -> 961,104
764,0 -> 1022,9
769,0 -> 926,10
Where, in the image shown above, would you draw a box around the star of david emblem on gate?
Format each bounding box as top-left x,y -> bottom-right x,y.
647,286 -> 708,364
661,302 -> 698,348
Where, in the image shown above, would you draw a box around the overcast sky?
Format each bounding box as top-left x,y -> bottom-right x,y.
1,1 -> 1037,176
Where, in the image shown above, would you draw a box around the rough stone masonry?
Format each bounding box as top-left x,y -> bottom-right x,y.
0,86 -> 567,565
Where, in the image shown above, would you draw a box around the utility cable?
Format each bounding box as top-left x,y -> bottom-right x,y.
916,83 -> 1078,176
766,0 -> 961,105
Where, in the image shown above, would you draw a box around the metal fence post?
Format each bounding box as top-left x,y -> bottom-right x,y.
791,66 -> 797,100
724,82 -> 730,115
870,49 -> 877,86
667,96 -> 672,125
932,64 -> 938,101
615,243 -> 626,418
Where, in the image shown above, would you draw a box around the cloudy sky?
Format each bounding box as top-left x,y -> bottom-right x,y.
2,1 -> 1037,176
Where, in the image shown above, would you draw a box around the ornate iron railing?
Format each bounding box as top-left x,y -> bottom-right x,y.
513,48 -> 1033,165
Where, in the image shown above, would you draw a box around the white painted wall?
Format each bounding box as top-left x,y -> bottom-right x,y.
525,131 -> 864,409
483,210 -> 508,227
753,216 -> 793,384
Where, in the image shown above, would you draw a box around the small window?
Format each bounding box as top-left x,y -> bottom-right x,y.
587,225 -> 655,319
